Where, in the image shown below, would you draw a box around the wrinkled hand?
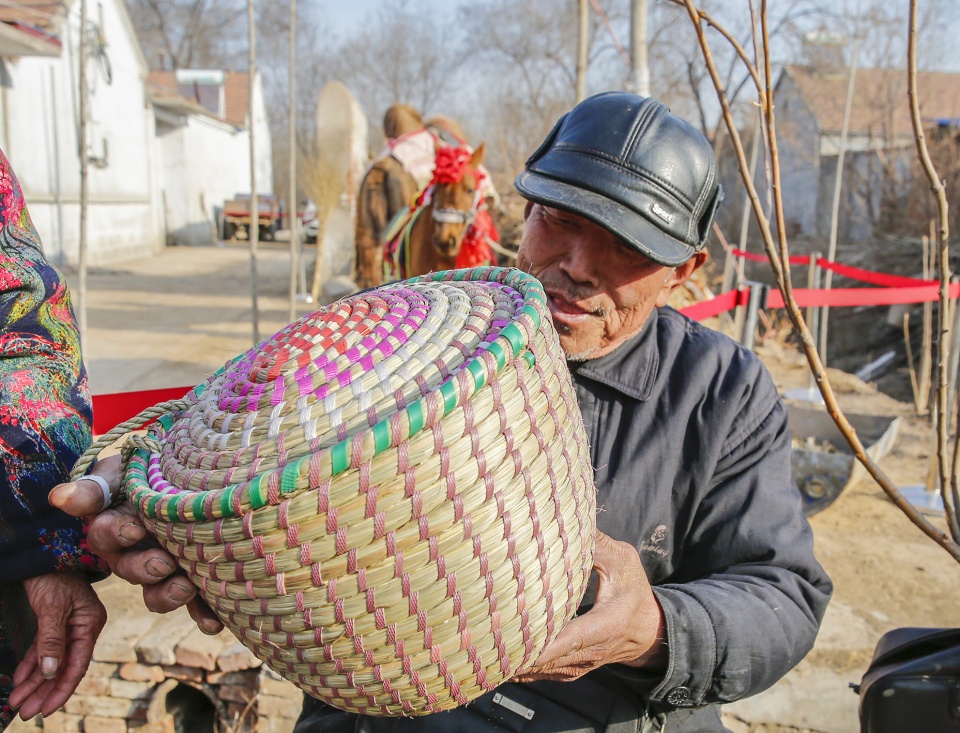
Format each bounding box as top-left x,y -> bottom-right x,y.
9,572 -> 106,719
48,455 -> 222,635
513,531 -> 666,683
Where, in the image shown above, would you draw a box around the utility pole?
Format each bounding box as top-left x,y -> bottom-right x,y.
78,0 -> 88,352
628,0 -> 649,97
247,0 -> 260,345
288,0 -> 299,325
576,0 -> 588,102
819,38 -> 859,365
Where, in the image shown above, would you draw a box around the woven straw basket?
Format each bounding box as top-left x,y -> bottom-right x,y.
76,267 -> 596,716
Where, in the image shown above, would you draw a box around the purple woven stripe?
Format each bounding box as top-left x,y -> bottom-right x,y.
271,378 -> 286,406
324,361 -> 339,381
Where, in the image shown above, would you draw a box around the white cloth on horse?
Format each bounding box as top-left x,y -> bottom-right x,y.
372,129 -> 437,191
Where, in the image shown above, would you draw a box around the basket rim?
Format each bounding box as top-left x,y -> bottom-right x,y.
126,266 -> 547,523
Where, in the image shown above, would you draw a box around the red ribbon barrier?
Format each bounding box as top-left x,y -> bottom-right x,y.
815,259 -> 935,288
678,288 -> 746,321
766,281 -> 960,309
731,248 -> 811,266
92,385 -> 194,436
90,273 -> 960,432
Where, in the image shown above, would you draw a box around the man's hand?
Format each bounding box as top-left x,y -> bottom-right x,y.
10,572 -> 106,719
49,455 -> 223,635
513,531 -> 666,683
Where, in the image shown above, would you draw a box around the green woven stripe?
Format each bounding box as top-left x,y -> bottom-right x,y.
167,494 -> 183,521
220,486 -> 237,517
467,359 -> 486,390
501,323 -> 526,357
373,421 -> 390,454
521,304 -> 542,331
407,400 -> 424,436
249,475 -> 267,509
281,464 -> 299,493
192,493 -> 207,521
440,381 -> 458,415
332,442 -> 349,475
523,351 -> 536,369
147,493 -> 162,518
486,341 -> 507,371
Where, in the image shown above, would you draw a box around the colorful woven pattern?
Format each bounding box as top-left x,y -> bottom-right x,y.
111,267 -> 595,715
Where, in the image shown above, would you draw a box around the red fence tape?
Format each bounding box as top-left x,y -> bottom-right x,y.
92,385 -> 194,436
90,274 -> 960,432
815,259 -> 935,288
677,288 -> 746,321
731,248 -> 811,266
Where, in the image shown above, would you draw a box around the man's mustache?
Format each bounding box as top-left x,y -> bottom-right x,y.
535,274 -> 607,318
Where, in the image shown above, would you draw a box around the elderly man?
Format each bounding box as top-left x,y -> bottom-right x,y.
50,93 -> 830,733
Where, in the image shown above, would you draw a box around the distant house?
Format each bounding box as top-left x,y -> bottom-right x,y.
0,1 -> 273,263
0,0 -> 162,265
147,69 -> 273,247
772,64 -> 960,243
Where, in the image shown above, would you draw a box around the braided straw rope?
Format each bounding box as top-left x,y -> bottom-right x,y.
84,267 -> 596,716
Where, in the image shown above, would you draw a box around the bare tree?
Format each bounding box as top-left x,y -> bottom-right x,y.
672,0 -> 960,562
125,0 -> 248,69
324,3 -> 468,122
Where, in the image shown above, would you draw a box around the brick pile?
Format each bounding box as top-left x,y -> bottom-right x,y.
10,605 -> 304,733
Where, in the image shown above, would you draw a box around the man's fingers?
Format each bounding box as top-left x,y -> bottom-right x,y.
8,672 -> 42,711
33,596 -> 71,680
84,507 -> 147,556
142,577 -> 198,614
533,616 -> 592,667
113,547 -> 179,586
12,643 -> 37,688
49,456 -> 123,517
187,597 -> 224,635
14,679 -> 56,721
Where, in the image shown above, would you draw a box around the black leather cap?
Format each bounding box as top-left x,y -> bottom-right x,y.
515,92 -> 723,267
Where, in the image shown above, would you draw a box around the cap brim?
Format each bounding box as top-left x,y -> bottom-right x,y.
515,170 -> 696,267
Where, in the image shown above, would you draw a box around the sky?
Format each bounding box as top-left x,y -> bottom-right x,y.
324,0 -> 475,39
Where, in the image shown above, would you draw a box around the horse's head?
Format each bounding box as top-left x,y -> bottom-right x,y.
430,143 -> 486,260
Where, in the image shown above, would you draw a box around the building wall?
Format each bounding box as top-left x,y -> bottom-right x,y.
0,0 -> 162,266
773,73 -> 821,238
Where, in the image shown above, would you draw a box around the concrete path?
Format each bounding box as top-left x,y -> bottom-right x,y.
80,242 -> 318,397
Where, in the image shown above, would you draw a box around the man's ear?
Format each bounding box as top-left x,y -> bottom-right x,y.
523,200 -> 535,220
655,251 -> 707,307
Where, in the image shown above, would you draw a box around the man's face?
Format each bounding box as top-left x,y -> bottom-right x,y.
517,204 -> 702,361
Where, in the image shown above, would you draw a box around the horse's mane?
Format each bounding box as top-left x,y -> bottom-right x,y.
383,104 -> 424,140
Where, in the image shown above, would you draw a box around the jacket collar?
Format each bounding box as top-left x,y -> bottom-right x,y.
567,307 -> 660,401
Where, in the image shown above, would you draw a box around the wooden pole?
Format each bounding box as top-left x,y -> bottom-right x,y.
248,0 -> 260,344
576,0 -> 588,102
288,0 -> 299,324
818,39 -> 859,365
77,0 -> 88,353
628,0 -> 649,96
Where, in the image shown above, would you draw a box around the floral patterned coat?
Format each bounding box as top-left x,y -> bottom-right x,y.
0,148 -> 101,728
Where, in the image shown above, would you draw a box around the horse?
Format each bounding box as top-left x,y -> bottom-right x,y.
383,143 -> 498,282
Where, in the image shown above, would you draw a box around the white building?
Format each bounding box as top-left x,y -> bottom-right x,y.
0,1 -> 273,262
148,69 -> 273,247
0,0 -> 161,265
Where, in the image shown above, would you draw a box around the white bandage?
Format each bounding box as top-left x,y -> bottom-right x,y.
79,474 -> 113,513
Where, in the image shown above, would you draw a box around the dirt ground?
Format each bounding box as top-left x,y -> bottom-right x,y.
75,243 -> 960,733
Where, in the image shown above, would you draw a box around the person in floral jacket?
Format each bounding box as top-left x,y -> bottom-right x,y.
0,148 -> 106,728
